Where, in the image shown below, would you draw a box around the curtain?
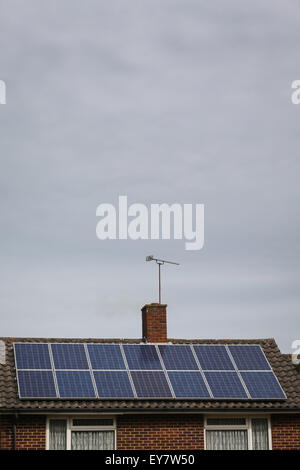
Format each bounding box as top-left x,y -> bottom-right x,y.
252,419 -> 269,450
206,430 -> 248,450
49,420 -> 67,450
71,431 -> 114,450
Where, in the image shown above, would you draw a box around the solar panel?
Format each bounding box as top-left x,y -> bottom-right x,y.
17,370 -> 57,398
51,344 -> 89,370
14,342 -> 287,401
205,372 -> 248,398
228,345 -> 271,370
168,371 -> 210,398
93,371 -> 134,398
87,344 -> 125,370
193,345 -> 234,370
241,372 -> 286,399
123,345 -> 162,370
14,343 -> 52,369
131,371 -> 172,398
56,371 -> 96,398
159,345 -> 198,370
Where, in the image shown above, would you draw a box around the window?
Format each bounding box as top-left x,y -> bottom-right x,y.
49,420 -> 67,450
72,418 -> 114,427
251,418 -> 269,450
47,416 -> 115,450
205,416 -> 271,450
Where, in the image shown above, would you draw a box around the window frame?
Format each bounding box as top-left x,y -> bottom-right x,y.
46,415 -> 116,450
204,414 -> 272,450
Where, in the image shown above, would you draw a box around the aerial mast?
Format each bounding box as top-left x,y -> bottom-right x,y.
146,255 -> 180,304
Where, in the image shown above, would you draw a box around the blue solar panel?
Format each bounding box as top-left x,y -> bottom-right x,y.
18,370 -> 57,398
51,344 -> 89,370
56,371 -> 96,398
194,345 -> 234,370
229,345 -> 271,370
131,371 -> 172,397
14,343 -> 52,369
168,371 -> 210,398
123,345 -> 162,370
87,344 -> 125,370
94,371 -> 134,398
205,372 -> 248,398
159,345 -> 198,370
241,372 -> 286,399
14,342 -> 287,401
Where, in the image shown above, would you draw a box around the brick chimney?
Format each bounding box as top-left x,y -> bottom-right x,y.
141,303 -> 167,343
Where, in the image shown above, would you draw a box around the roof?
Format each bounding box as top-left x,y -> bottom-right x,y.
0,337 -> 299,413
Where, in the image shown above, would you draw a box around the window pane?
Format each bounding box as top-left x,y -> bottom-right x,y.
206,430 -> 248,450
252,419 -> 269,450
49,420 -> 67,450
71,431 -> 114,450
206,418 -> 246,426
72,418 -> 114,427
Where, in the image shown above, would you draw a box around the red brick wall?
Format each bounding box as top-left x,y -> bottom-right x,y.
271,415 -> 300,450
142,303 -> 167,343
0,415 -> 13,450
1,413 -> 300,450
0,415 -> 46,450
117,414 -> 204,450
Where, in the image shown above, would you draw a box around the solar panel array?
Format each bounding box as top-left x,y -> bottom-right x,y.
13,343 -> 286,400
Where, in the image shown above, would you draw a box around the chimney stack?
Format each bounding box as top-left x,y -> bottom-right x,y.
141,303 -> 167,343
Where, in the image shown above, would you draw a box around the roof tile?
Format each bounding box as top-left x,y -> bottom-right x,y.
0,337 -> 299,412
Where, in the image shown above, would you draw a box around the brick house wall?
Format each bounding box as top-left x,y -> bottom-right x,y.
0,415 -> 46,450
0,416 -> 13,450
1,413 -> 300,450
1,414 -> 205,450
117,415 -> 204,450
271,415 -> 300,450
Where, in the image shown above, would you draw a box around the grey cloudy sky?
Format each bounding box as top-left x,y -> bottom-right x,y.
0,1 -> 299,352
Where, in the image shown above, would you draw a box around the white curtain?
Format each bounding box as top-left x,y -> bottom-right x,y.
252,419 -> 269,450
206,430 -> 248,450
71,431 -> 114,450
49,420 -> 67,450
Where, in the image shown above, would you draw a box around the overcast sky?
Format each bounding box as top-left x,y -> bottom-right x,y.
0,1 -> 299,352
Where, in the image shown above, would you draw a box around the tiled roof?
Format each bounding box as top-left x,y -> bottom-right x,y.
0,337 -> 299,413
